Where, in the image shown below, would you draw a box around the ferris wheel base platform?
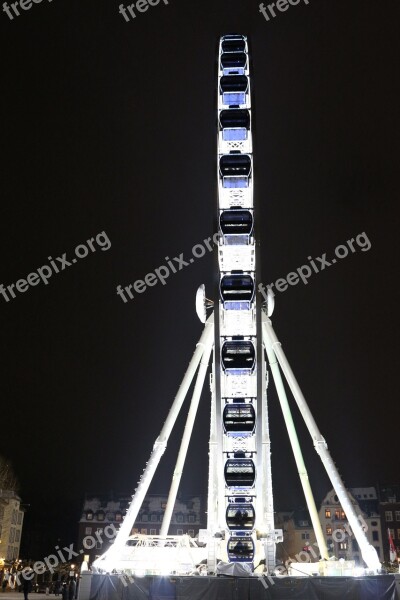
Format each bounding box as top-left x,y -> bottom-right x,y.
81,572 -> 400,600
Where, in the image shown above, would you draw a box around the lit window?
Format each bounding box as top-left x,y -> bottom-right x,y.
341,511 -> 345,520
386,511 -> 393,522
335,510 -> 341,520
141,528 -> 147,535
325,509 -> 331,519
85,527 -> 92,535
326,526 -> 332,535
339,542 -> 347,550
97,511 -> 105,521
86,511 -> 93,521
115,513 -> 122,522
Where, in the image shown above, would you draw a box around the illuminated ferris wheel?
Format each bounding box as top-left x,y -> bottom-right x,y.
92,35 -> 381,578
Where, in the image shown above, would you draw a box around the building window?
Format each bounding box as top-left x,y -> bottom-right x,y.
97,511 -> 105,521
301,533 -> 310,540
335,510 -> 341,520
326,526 -> 332,535
10,528 -> 15,543
85,527 -> 92,535
96,541 -> 102,549
188,515 -> 195,523
161,502 -> 167,509
150,529 -> 157,535
339,542 -> 347,550
397,529 -> 400,539
177,529 -> 184,535
17,512 -> 22,525
141,528 -> 147,535
142,514 -> 148,522
341,511 -> 345,520
385,511 -> 393,522
151,514 -> 157,522
86,511 -> 93,521
132,528 -> 139,534
115,512 -> 122,522
371,521 -> 378,526
188,529 -> 195,537
395,512 -> 400,522
325,509 -> 331,519
372,531 -> 379,542
176,515 -> 184,523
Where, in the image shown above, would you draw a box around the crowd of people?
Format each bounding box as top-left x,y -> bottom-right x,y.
0,569 -> 78,599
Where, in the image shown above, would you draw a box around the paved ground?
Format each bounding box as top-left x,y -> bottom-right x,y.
0,594 -> 53,599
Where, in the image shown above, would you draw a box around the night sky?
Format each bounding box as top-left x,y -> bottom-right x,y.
1,0 -> 399,558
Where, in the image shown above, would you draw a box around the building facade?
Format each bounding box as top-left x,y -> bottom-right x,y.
378,484 -> 400,563
275,509 -> 317,565
0,490 -> 25,563
77,493 -> 205,563
319,487 -> 383,564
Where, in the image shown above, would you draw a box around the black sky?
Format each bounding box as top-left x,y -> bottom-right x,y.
1,0 -> 399,558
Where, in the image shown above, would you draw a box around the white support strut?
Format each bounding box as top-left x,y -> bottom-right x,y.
262,315 -> 381,572
262,317 -> 329,560
160,322 -> 214,538
93,315 -> 214,571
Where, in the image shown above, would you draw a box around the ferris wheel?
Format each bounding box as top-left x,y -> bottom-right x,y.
92,35 -> 381,578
